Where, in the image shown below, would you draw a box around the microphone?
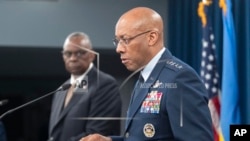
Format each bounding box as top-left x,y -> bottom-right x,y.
0,83 -> 71,120
0,99 -> 8,106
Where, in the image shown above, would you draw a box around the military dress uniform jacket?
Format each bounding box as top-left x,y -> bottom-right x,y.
48,67 -> 121,141
111,48 -> 213,141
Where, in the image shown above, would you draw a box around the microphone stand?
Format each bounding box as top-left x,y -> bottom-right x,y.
0,84 -> 71,120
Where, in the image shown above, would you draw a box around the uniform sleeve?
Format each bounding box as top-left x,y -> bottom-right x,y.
110,136 -> 124,141
166,68 -> 213,141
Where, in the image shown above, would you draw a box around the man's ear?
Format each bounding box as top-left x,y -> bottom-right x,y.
148,31 -> 159,46
89,52 -> 96,62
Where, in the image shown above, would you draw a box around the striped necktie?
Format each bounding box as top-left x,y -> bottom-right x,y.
64,83 -> 76,107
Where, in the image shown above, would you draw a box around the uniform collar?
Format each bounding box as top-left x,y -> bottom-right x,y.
141,47 -> 166,82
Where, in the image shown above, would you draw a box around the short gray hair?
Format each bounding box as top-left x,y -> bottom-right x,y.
63,32 -> 92,49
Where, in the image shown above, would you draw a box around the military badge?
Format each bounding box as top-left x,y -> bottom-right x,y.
140,91 -> 163,113
152,80 -> 163,88
143,123 -> 155,138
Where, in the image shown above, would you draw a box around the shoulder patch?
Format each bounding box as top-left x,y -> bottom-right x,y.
165,60 -> 183,71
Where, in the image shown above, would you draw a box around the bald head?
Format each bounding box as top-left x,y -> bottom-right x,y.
115,7 -> 165,71
116,7 -> 163,37
115,7 -> 164,50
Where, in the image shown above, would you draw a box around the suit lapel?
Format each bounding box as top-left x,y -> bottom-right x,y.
49,86 -> 68,134
125,49 -> 172,131
58,89 -> 85,119
50,67 -> 97,134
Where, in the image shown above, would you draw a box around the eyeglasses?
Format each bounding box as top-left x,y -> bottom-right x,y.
62,50 -> 87,58
113,30 -> 151,46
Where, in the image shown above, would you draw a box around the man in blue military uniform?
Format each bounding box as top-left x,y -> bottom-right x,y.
80,7 -> 213,141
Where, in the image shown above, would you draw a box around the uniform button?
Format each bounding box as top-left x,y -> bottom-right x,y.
125,132 -> 129,138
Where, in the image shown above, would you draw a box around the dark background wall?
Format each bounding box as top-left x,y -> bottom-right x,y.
0,0 -> 249,141
0,0 -> 167,141
0,0 -> 167,48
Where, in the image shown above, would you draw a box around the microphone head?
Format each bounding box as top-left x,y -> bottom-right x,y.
61,83 -> 71,90
0,99 -> 9,106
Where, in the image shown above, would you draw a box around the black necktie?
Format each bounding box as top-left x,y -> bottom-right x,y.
131,73 -> 144,103
125,73 -> 144,128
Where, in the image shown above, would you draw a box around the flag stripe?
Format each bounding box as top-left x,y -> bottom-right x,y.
198,1 -> 224,141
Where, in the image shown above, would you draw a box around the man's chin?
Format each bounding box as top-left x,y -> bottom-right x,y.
70,71 -> 83,76
125,65 -> 137,72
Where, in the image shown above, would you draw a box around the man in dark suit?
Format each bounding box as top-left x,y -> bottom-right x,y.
80,7 -> 213,141
0,121 -> 7,141
48,32 -> 121,141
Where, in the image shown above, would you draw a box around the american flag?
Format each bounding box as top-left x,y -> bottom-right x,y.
198,1 -> 224,141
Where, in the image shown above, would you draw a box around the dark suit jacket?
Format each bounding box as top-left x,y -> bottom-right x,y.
0,122 -> 7,141
48,67 -> 121,141
111,48 -> 213,141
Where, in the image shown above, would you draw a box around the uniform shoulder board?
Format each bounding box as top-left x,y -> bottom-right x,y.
165,60 -> 183,71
